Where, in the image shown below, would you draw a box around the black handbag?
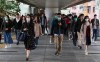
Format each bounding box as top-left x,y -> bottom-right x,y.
0,34 -> 1,40
18,32 -> 26,41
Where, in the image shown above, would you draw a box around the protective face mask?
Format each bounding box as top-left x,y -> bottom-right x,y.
74,18 -> 77,21
54,16 -> 58,19
58,17 -> 61,21
85,19 -> 89,22
4,17 -> 8,21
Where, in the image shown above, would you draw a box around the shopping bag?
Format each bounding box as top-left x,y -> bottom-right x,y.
0,44 -> 5,48
50,36 -> 54,44
45,29 -> 48,34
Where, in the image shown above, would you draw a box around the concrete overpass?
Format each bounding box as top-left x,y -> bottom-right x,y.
17,0 -> 92,20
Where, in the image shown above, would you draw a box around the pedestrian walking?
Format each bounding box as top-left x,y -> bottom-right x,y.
34,15 -> 42,46
82,16 -> 91,55
51,13 -> 64,55
2,15 -> 13,48
13,14 -> 22,45
76,14 -> 84,49
91,14 -> 99,43
21,14 -> 35,61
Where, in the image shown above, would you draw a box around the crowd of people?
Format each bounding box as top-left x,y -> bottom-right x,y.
0,13 -> 47,61
50,13 -> 99,56
0,13 -> 99,61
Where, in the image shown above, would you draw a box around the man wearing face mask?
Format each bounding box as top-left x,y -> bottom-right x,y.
71,15 -> 78,46
91,14 -> 99,42
51,13 -> 64,55
13,14 -> 22,45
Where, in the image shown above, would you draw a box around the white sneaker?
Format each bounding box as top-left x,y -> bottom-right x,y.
85,52 -> 88,55
94,42 -> 97,43
5,45 -> 8,48
92,38 -> 94,42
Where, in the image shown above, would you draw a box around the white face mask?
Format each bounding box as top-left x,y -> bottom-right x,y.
85,19 -> 89,22
26,18 -> 30,22
58,17 -> 61,21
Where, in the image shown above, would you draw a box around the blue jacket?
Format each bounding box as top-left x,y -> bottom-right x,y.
51,18 -> 65,35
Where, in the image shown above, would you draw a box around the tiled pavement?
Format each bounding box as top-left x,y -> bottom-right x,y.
0,35 -> 100,62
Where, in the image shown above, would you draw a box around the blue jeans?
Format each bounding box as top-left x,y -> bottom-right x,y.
4,32 -> 13,44
93,29 -> 98,41
15,29 -> 21,42
97,28 -> 99,37
34,37 -> 39,45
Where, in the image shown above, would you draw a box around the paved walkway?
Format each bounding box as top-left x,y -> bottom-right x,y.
0,35 -> 100,62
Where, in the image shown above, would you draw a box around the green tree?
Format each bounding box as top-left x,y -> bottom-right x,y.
0,0 -> 20,15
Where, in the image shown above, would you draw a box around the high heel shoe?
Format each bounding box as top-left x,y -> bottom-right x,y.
26,58 -> 29,61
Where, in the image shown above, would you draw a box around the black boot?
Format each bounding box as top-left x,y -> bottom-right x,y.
26,58 -> 29,61
16,41 -> 19,45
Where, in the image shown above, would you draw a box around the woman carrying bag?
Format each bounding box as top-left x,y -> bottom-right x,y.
22,14 -> 35,61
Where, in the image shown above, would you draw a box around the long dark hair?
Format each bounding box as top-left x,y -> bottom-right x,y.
34,15 -> 40,23
5,15 -> 10,20
83,16 -> 90,23
78,14 -> 84,19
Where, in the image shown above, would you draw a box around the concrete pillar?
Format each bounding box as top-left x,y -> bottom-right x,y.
34,8 -> 39,15
45,0 -> 60,21
30,7 -> 35,14
45,8 -> 59,21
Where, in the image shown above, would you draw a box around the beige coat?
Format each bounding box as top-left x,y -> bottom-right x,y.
81,22 -> 92,44
34,23 -> 42,37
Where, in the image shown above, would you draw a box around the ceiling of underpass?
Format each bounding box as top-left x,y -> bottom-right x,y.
17,0 -> 92,9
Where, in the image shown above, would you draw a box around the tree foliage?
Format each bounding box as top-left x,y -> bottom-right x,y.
0,0 -> 20,14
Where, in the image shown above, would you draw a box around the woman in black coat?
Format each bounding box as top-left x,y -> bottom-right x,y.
2,15 -> 13,48
21,15 -> 35,61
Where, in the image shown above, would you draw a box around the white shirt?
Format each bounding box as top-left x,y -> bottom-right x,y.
93,19 -> 97,29
16,18 -> 20,23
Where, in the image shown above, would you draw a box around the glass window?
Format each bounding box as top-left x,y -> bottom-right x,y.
87,6 -> 91,13
93,7 -> 95,13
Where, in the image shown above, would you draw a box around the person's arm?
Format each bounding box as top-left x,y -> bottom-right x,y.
76,20 -> 80,33
91,19 -> 93,28
50,20 -> 55,36
12,19 -> 15,29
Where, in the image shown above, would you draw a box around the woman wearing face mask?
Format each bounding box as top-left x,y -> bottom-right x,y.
2,15 -> 13,48
22,14 -> 35,61
33,15 -> 42,46
82,16 -> 92,55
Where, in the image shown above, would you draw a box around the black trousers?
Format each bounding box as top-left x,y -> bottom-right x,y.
41,25 -> 45,34
72,32 -> 78,46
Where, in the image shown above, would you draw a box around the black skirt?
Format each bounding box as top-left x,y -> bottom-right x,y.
86,36 -> 91,45
86,25 -> 91,45
24,36 -> 36,50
